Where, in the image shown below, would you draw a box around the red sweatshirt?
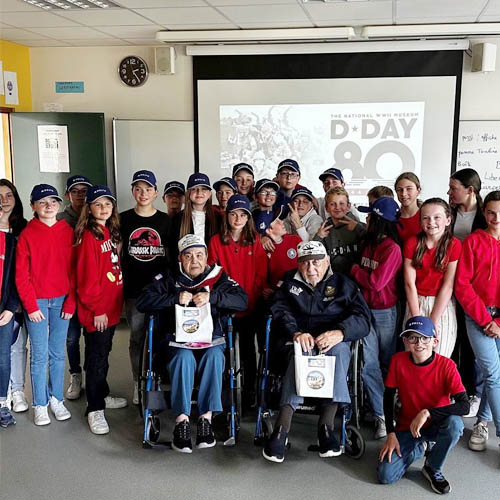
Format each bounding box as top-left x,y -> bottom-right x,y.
267,234 -> 302,288
16,218 -> 76,315
76,227 -> 124,332
455,229 -> 500,327
351,238 -> 402,310
208,234 -> 267,314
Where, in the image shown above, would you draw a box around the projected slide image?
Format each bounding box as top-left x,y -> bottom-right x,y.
219,102 -> 424,203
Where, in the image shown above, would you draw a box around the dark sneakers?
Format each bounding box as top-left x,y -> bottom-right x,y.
196,417 -> 216,449
172,420 -> 192,454
263,425 -> 288,463
422,464 -> 451,494
317,424 -> 341,458
0,406 -> 16,428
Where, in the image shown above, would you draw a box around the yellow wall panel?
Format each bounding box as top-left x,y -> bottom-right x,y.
0,40 -> 32,111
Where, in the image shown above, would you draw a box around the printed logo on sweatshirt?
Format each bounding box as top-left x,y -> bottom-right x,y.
329,243 -> 358,257
128,227 -> 165,262
287,248 -> 297,259
360,256 -> 379,270
290,285 -> 303,296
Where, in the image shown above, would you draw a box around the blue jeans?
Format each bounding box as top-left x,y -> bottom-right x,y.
0,317 -> 15,399
377,416 -> 464,483
280,342 -> 351,410
465,314 -> 500,435
9,318 -> 27,392
362,306 -> 397,417
168,344 -> 225,417
24,296 -> 70,407
66,313 -> 82,374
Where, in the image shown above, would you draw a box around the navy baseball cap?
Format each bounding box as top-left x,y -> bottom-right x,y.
291,186 -> 314,201
163,181 -> 185,196
400,316 -> 436,338
358,196 -> 401,222
187,173 -> 211,190
131,170 -> 157,188
232,163 -> 254,178
319,167 -> 344,184
277,159 -> 300,175
214,177 -> 237,193
86,185 -> 116,204
226,194 -> 251,215
255,178 -> 279,195
30,184 -> 62,203
66,175 -> 92,192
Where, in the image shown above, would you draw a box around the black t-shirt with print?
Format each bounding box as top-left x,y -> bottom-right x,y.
119,208 -> 170,299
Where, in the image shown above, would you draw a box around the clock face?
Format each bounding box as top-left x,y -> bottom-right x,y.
119,56 -> 148,87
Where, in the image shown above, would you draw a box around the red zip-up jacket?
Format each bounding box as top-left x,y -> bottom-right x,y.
16,218 -> 76,315
76,227 -> 124,332
455,229 -> 500,327
208,234 -> 267,314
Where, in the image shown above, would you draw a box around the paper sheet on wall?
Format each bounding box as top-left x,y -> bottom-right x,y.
0,62 -> 4,95
3,71 -> 18,105
37,125 -> 70,173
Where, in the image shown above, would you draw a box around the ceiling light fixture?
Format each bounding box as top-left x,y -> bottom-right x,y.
362,23 -> 500,39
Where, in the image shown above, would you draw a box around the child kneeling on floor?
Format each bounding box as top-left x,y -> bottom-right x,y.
377,316 -> 469,495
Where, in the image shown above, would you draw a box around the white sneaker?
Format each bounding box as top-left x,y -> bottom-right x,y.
469,422 -> 488,451
12,391 -> 29,413
49,396 -> 71,421
465,395 -> 481,418
34,405 -> 51,426
104,395 -> 128,409
133,382 -> 139,406
88,410 -> 109,435
66,373 -> 83,400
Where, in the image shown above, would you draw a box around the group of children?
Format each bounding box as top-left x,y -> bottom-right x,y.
0,159 -> 499,494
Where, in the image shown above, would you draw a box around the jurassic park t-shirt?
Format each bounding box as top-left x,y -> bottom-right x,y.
119,208 -> 170,299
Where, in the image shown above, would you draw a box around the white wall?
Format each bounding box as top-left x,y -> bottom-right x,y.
30,46 -> 193,187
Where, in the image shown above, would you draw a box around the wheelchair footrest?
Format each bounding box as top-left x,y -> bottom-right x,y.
145,390 -> 168,411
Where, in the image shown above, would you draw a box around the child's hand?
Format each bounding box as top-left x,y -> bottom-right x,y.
316,220 -> 333,239
337,216 -> 358,232
28,310 -> 45,323
178,291 -> 193,306
409,409 -> 430,438
94,313 -> 108,332
261,236 -> 275,252
288,203 -> 302,229
484,320 -> 500,338
379,432 -> 401,463
0,310 -> 13,326
61,312 -> 73,320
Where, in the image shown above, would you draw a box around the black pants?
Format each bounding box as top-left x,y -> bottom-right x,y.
83,326 -> 116,415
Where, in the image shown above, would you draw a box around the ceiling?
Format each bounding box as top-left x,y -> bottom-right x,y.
1,0 -> 500,47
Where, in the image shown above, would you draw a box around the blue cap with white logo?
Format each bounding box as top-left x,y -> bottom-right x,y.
187,173 -> 211,190
66,175 -> 92,192
30,184 -> 62,203
400,316 -> 436,338
319,167 -> 344,184
255,178 -> 279,195
232,163 -> 254,178
131,170 -> 157,188
291,186 -> 314,201
214,177 -> 237,193
163,181 -> 185,196
358,196 -> 401,222
226,194 -> 251,215
86,185 -> 116,204
277,159 -> 300,175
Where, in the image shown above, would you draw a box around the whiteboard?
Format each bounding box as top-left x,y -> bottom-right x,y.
113,119 -> 194,212
457,120 -> 500,195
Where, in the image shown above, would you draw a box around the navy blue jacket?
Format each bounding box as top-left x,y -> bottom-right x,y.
136,263 -> 248,340
271,268 -> 371,342
1,233 -> 19,314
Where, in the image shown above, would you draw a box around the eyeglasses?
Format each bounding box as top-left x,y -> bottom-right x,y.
259,190 -> 277,197
406,335 -> 433,344
279,172 -> 299,179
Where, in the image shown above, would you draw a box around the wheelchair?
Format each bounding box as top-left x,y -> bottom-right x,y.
254,317 -> 366,459
139,314 -> 243,448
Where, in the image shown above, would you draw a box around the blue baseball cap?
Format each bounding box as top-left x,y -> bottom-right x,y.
400,316 -> 436,338
226,194 -> 251,215
30,184 -> 62,203
277,159 -> 300,175
232,163 -> 254,178
291,186 -> 314,201
358,196 -> 401,222
187,173 -> 211,190
131,170 -> 157,188
163,181 -> 185,196
255,178 -> 279,195
66,175 -> 92,192
86,185 -> 116,204
213,177 -> 237,193
319,167 -> 344,184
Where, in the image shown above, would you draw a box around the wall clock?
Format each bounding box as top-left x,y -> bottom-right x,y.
118,55 -> 149,87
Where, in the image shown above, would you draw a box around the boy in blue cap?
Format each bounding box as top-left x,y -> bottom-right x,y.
377,316 -> 469,495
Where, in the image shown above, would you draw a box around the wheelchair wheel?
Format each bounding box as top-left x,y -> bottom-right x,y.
344,424 -> 365,459
350,340 -> 363,429
234,332 -> 243,418
138,333 -> 149,419
143,414 -> 161,448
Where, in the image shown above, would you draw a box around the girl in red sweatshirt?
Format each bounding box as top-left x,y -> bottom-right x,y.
15,184 -> 75,426
208,194 -> 267,408
455,190 -> 500,451
350,196 -> 402,439
74,185 -> 124,435
403,198 -> 461,358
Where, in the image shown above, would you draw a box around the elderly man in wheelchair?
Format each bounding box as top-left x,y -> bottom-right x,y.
262,240 -> 371,463
137,234 -> 247,453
